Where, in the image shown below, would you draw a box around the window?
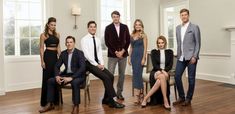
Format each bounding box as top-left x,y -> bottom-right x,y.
100,0 -> 131,50
3,0 -> 45,56
160,1 -> 188,52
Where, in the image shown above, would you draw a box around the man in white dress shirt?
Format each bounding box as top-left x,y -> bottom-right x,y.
81,21 -> 125,108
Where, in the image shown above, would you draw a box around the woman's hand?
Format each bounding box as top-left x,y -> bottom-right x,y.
41,62 -> 46,69
128,57 -> 131,65
141,58 -> 146,66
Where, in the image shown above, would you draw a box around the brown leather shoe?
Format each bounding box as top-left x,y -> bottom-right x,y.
173,98 -> 185,105
182,99 -> 191,106
71,105 -> 79,114
39,103 -> 55,113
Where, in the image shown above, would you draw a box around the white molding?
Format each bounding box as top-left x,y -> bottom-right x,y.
6,81 -> 41,92
197,73 -> 233,84
200,53 -> 231,57
0,90 -> 6,96
5,56 -> 40,63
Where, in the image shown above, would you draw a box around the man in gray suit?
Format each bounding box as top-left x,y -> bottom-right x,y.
173,8 -> 201,106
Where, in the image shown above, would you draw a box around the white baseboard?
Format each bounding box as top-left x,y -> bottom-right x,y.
0,89 -> 6,96
6,81 -> 41,92
197,73 -> 235,84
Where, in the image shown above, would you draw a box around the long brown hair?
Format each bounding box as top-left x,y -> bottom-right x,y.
43,17 -> 57,37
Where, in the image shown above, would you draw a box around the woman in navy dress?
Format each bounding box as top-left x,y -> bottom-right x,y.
39,17 -> 61,109
128,19 -> 147,104
141,36 -> 173,110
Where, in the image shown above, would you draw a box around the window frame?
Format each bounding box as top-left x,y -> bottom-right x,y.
3,0 -> 46,57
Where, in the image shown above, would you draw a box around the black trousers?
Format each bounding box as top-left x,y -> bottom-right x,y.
47,74 -> 84,105
86,61 -> 116,100
41,49 -> 59,106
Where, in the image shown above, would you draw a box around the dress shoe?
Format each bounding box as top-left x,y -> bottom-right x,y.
39,103 -> 55,113
182,99 -> 191,106
173,98 -> 185,105
71,105 -> 79,114
109,101 -> 125,108
117,95 -> 125,100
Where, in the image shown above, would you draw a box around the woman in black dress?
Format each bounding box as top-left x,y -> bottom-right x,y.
141,36 -> 173,110
39,17 -> 61,108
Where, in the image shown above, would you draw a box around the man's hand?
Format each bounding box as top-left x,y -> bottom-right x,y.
190,57 -> 197,64
56,76 -> 63,85
63,77 -> 73,84
115,49 -> 125,59
97,64 -> 105,70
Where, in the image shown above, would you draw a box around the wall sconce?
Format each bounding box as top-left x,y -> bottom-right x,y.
71,6 -> 81,29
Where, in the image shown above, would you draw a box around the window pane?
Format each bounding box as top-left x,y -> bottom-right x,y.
29,2 -> 41,19
30,21 -> 41,37
4,18 -> 15,37
31,39 -> 40,55
20,39 -> 30,55
16,2 -> 29,19
5,38 -> 15,55
18,20 -> 30,38
3,1 -> 15,20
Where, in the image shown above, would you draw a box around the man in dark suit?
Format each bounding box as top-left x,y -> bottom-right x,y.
173,8 -> 201,106
104,11 -> 130,100
39,36 -> 86,114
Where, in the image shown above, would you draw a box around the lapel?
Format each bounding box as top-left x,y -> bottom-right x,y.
71,48 -> 77,68
184,22 -> 192,40
111,23 -> 119,38
64,50 -> 68,68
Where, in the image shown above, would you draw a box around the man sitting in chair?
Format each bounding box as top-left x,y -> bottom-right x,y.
81,21 -> 125,108
39,36 -> 86,114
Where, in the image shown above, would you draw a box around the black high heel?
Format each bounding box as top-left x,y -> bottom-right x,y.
163,105 -> 171,111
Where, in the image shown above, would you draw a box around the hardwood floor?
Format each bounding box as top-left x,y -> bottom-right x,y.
0,76 -> 235,114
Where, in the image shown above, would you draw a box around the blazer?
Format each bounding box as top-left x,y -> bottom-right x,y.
151,49 -> 173,72
176,22 -> 201,60
55,48 -> 86,79
104,23 -> 130,58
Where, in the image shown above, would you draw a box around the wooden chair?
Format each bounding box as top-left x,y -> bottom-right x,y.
133,53 -> 178,100
58,71 -> 91,107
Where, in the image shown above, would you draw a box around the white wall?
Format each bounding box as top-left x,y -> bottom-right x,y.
189,0 -> 235,84
0,0 -> 5,95
135,0 -> 160,50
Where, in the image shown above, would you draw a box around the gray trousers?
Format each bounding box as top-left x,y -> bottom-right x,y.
108,57 -> 127,96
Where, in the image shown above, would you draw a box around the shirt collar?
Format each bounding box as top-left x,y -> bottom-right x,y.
67,48 -> 75,54
87,33 -> 96,38
114,23 -> 120,27
182,21 -> 190,27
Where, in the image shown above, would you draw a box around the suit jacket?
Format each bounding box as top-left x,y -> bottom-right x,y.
55,48 -> 86,79
104,23 -> 130,58
151,49 -> 173,72
176,22 -> 201,60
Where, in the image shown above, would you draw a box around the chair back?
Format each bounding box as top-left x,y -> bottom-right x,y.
145,53 -> 152,73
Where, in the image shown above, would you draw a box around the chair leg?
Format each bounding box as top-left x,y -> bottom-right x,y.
87,87 -> 91,102
174,84 -> 178,100
145,82 -> 148,94
132,85 -> 134,96
58,87 -> 63,106
84,88 -> 87,107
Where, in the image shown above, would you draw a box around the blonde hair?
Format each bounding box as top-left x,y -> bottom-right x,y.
132,19 -> 145,38
156,35 -> 167,49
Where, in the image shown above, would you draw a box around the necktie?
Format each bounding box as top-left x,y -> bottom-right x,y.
92,36 -> 99,64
